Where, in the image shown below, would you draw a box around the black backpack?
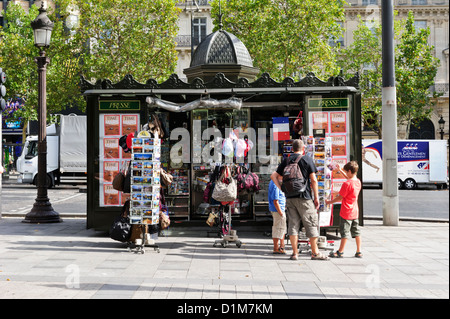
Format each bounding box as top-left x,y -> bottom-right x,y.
281,155 -> 307,197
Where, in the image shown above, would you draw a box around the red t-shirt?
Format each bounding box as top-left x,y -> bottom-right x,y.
339,178 -> 361,220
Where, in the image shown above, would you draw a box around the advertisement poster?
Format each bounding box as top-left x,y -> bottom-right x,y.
122,115 -> 138,135
331,181 -> 343,202
104,138 -> 120,159
331,135 -> 347,157
103,184 -> 120,206
103,161 -> 119,183
311,112 -> 329,133
104,115 -> 121,135
99,113 -> 140,207
330,112 -> 346,133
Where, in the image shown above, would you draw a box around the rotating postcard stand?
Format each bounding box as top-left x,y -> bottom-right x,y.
128,131 -> 161,254
297,135 -> 335,254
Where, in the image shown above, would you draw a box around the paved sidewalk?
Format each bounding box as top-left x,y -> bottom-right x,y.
0,217 -> 448,300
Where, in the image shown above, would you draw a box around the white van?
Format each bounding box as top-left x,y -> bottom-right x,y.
362,139 -> 448,189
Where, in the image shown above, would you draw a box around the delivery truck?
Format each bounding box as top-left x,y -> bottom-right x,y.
362,139 -> 448,189
16,114 -> 87,188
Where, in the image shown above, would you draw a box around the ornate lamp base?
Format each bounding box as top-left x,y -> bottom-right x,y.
23,199 -> 62,223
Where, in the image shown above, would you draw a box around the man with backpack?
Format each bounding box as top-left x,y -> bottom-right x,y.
270,139 -> 329,261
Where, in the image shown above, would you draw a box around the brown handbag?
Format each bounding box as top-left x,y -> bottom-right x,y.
112,172 -> 125,191
112,161 -> 129,191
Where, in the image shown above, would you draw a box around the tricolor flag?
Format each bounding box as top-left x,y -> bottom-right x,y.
273,117 -> 290,141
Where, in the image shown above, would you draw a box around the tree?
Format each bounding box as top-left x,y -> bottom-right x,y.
211,0 -> 346,81
75,0 -> 180,83
0,0 -> 181,127
396,11 -> 440,138
338,11 -> 440,138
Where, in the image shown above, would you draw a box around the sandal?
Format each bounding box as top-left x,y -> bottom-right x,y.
355,252 -> 363,258
311,252 -> 329,260
329,251 -> 344,258
273,247 -> 286,254
289,254 -> 298,260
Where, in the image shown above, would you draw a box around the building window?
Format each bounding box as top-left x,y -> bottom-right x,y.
411,0 -> 428,5
409,119 -> 435,139
193,17 -> 207,46
414,20 -> 427,31
362,0 -> 378,5
329,22 -> 344,47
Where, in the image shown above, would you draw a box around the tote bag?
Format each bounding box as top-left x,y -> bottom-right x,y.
211,166 -> 237,202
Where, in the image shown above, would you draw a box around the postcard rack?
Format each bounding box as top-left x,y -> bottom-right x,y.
128,131 -> 161,254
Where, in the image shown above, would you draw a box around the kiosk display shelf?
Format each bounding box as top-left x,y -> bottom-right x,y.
128,131 -> 161,253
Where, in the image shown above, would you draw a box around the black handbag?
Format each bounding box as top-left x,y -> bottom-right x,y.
110,200 -> 131,242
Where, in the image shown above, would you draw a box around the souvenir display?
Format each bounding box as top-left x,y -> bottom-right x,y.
304,136 -> 333,227
128,133 -> 161,227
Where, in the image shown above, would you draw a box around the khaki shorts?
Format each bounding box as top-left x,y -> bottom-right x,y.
286,197 -> 319,238
340,217 -> 361,238
270,211 -> 287,239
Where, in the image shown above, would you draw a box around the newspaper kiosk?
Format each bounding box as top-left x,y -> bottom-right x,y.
82,71 -> 362,233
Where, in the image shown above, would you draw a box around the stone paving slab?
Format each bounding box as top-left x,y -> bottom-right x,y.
0,217 -> 448,301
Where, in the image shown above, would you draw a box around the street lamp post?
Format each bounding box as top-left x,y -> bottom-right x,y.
438,115 -> 445,140
23,2 -> 61,223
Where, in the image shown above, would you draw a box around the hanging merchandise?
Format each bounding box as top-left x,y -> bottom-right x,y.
293,111 -> 303,135
222,138 -> 234,157
235,138 -> 247,158
235,166 -> 261,194
211,165 -> 237,203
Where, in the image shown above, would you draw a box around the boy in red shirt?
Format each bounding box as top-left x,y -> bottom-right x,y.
326,161 -> 362,258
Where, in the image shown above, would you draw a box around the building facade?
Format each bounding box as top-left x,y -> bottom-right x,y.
173,0 -> 449,142
1,0 -> 448,141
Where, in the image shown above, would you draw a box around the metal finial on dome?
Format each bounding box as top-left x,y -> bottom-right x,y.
218,0 -> 223,30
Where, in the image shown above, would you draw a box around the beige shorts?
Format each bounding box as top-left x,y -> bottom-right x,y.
286,197 -> 319,238
270,211 -> 287,239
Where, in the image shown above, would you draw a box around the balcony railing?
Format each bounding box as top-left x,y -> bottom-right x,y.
347,0 -> 448,5
176,0 -> 212,7
175,35 -> 192,47
175,35 -> 205,48
431,83 -> 449,94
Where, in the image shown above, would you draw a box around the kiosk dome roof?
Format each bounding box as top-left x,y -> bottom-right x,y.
190,29 -> 254,68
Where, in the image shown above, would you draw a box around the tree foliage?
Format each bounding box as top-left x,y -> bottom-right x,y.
76,0 -> 180,83
338,11 -> 440,138
0,0 -> 180,124
211,0 -> 346,81
396,11 -> 440,138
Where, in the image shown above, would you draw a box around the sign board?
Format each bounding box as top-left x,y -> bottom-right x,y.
99,100 -> 141,111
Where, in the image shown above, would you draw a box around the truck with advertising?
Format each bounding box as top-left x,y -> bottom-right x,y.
362,139 -> 448,189
16,114 -> 87,187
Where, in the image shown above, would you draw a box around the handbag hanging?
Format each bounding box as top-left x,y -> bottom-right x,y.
211,165 -> 237,203
112,161 -> 129,191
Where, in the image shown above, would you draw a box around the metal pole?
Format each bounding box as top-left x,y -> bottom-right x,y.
23,50 -> 61,223
0,112 -> 2,218
381,0 -> 399,226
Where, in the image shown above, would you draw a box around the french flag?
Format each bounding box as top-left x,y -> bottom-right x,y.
273,117 -> 290,141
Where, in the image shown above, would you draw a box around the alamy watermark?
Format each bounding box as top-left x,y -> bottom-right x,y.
169,120 -> 283,166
